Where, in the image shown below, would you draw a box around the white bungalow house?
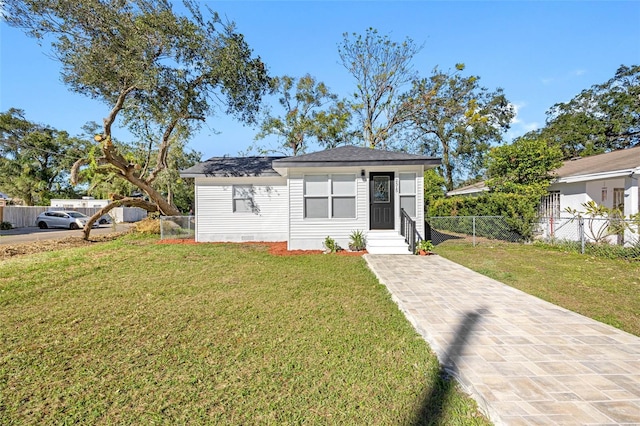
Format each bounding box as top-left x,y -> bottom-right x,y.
179,145 -> 441,254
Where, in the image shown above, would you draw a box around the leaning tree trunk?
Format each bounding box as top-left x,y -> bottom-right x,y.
82,196 -> 159,240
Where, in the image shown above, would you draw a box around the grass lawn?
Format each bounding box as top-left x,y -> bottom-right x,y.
434,240 -> 640,337
0,236 -> 490,425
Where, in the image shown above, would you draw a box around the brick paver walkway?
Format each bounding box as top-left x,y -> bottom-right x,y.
364,254 -> 640,425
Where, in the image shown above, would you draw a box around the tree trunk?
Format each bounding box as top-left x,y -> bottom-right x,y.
82,197 -> 159,240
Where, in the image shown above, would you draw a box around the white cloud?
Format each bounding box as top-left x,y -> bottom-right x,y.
506,102 -> 540,141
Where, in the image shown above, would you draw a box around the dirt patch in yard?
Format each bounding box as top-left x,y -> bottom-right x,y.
0,232 -> 128,260
158,239 -> 367,257
1,235 -> 367,260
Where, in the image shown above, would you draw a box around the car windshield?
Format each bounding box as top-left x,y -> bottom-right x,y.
66,212 -> 87,218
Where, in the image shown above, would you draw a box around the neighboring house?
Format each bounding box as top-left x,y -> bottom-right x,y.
446,147 -> 640,244
50,197 -> 147,224
0,192 -> 10,207
447,147 -> 640,218
180,145 -> 441,254
446,181 -> 488,197
50,197 -> 110,209
541,146 -> 640,219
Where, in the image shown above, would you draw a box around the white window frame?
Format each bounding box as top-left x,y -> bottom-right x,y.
304,174 -> 356,219
232,185 -> 254,213
539,191 -> 561,219
399,172 -> 417,218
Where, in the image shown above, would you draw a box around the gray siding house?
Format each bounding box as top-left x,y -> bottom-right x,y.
180,146 -> 441,254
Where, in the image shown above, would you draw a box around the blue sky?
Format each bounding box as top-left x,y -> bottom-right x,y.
1,1 -> 639,160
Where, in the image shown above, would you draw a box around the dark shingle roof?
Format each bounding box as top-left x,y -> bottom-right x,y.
272,145 -> 440,168
553,146 -> 640,179
180,146 -> 441,177
179,156 -> 285,178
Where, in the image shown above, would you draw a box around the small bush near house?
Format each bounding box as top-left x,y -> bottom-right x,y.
348,229 -> 367,251
0,221 -> 12,230
323,236 -> 341,253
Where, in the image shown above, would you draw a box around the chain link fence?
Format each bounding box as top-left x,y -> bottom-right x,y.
160,215 -> 195,240
427,216 -> 640,261
536,216 -> 640,260
427,216 -> 527,246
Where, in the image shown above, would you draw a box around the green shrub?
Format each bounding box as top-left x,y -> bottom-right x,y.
348,230 -> 367,251
323,236 -> 341,253
0,221 -> 13,230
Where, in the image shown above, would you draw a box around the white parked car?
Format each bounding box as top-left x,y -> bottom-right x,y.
35,211 -> 99,230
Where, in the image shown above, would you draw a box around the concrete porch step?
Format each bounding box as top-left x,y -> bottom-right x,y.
366,231 -> 412,255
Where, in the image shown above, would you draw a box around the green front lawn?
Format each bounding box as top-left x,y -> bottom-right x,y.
0,236 -> 490,425
434,240 -> 640,337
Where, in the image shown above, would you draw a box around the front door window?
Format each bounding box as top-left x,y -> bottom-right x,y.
373,176 -> 390,203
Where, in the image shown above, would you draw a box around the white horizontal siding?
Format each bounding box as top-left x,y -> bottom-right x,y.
415,171 -> 426,238
194,176 -> 288,242
288,166 -> 426,250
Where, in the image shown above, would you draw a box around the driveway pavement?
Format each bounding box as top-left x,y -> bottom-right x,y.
364,254 -> 640,426
0,223 -> 133,245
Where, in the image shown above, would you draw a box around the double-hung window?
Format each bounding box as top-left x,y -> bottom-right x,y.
304,174 -> 356,218
233,185 -> 254,213
399,173 -> 417,217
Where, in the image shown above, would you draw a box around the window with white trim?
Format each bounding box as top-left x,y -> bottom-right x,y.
399,173 -> 417,217
233,185 -> 254,213
304,174 -> 356,218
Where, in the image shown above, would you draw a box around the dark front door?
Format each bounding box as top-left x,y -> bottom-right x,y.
370,172 -> 394,229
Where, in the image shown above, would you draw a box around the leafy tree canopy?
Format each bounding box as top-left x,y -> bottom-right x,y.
253,74 -> 355,156
404,64 -> 514,191
4,0 -> 271,233
339,28 -> 421,149
533,64 -> 639,159
0,108 -> 86,205
486,134 -> 563,198
423,168 -> 447,207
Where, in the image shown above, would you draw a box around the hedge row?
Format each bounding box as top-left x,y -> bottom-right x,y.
427,193 -> 539,241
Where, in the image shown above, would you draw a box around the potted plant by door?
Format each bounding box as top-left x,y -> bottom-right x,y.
416,240 -> 434,256
348,230 -> 367,252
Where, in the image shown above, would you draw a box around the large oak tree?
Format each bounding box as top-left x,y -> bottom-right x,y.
4,0 -> 271,236
404,64 -> 514,190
